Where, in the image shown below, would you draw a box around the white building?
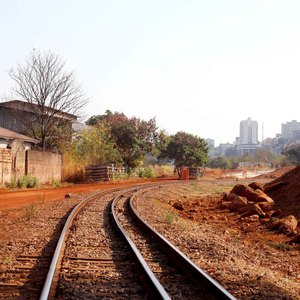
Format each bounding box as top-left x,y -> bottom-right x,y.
239,117 -> 258,144
237,118 -> 259,155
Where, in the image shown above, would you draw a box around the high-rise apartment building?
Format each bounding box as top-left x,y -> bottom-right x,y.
239,117 -> 258,144
237,117 -> 259,155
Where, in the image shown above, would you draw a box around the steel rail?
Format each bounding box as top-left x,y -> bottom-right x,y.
39,182 -> 170,300
129,189 -> 237,300
39,190 -> 106,300
111,190 -> 171,300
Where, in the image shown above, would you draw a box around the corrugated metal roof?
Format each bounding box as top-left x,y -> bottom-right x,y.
0,127 -> 39,144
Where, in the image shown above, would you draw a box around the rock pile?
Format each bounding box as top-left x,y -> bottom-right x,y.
221,182 -> 299,240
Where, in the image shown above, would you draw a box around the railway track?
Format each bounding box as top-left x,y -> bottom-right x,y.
0,206 -> 72,299
38,182 -> 236,299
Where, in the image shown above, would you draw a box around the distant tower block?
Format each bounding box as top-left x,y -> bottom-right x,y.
237,117 -> 259,155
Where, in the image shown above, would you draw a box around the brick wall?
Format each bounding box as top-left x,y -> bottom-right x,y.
26,150 -> 62,183
0,149 -> 12,184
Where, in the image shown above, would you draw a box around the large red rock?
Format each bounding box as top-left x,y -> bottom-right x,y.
249,182 -> 264,191
254,189 -> 274,203
239,203 -> 265,218
231,184 -> 257,200
270,215 -> 298,235
231,184 -> 274,203
228,194 -> 248,212
257,201 -> 276,212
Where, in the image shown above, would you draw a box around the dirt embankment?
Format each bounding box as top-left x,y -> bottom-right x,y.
264,165 -> 300,220
255,166 -> 295,179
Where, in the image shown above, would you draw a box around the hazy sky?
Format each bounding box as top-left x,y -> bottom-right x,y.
1,0 -> 300,145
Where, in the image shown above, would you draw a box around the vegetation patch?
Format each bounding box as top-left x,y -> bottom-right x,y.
25,203 -> 38,220
268,242 -> 294,251
7,175 -> 39,189
165,211 -> 178,225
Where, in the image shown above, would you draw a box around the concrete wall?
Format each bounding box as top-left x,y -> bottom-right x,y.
26,150 -> 62,183
11,139 -> 26,180
0,148 -> 12,184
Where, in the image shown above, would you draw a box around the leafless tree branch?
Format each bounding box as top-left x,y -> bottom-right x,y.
9,49 -> 88,149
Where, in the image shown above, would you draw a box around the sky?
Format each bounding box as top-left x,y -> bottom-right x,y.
1,0 -> 300,146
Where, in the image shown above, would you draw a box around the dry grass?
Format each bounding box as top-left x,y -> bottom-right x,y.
147,165 -> 174,177
62,152 -> 85,183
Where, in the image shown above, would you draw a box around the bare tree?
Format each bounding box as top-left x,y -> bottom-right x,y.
9,49 -> 88,149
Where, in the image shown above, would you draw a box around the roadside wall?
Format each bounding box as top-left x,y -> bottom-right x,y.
11,139 -> 26,181
0,148 -> 12,184
26,150 -> 62,183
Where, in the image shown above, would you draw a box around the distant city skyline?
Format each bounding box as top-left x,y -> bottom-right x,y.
209,117 -> 300,147
1,1 -> 300,146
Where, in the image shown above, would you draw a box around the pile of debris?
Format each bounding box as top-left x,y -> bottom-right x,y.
221,182 -> 299,241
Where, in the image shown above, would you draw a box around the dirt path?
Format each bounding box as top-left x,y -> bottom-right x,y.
0,178 -> 175,210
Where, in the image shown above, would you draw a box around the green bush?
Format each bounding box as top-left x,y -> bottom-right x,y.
17,174 -> 39,188
138,167 -> 154,178
51,179 -> 61,188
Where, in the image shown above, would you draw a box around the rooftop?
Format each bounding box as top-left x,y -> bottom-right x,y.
0,127 -> 39,144
0,100 -> 77,121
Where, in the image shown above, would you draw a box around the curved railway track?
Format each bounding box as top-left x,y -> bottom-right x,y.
39,182 -> 236,299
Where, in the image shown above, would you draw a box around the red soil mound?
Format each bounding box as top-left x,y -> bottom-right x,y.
255,166 -> 295,179
264,165 -> 300,220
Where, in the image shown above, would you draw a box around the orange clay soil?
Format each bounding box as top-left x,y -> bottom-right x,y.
255,165 -> 295,179
0,177 -> 177,210
265,165 -> 300,220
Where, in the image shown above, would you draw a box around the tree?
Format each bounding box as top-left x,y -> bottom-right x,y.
160,131 -> 208,176
71,124 -> 122,166
87,111 -> 159,169
208,157 -> 233,169
62,124 -> 122,182
9,49 -> 88,149
282,144 -> 300,165
86,110 -> 112,126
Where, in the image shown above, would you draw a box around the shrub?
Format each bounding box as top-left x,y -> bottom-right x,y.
138,167 -> 154,178
25,203 -> 37,220
17,174 -> 39,188
51,179 -> 61,188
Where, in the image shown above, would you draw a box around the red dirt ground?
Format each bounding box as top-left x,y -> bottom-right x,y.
0,178 -> 177,210
265,165 -> 300,220
255,165 -> 295,179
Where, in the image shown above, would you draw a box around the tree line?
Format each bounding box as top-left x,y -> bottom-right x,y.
7,49 -> 299,176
